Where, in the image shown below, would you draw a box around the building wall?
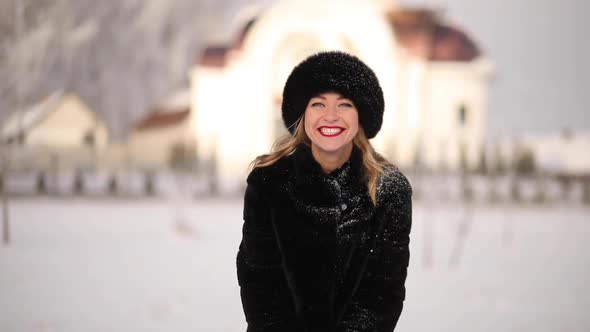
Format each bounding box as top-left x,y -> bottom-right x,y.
26,94 -> 108,150
128,120 -> 194,169
391,58 -> 426,167
519,132 -> 590,175
191,66 -> 228,164
420,60 -> 491,170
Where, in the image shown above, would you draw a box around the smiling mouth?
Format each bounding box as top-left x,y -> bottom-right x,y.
318,127 -> 345,137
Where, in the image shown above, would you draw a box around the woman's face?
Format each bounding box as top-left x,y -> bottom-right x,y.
304,92 -> 359,158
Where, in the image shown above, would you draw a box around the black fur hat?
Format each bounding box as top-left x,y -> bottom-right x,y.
281,51 -> 385,139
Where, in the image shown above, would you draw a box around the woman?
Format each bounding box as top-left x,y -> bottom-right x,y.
237,51 -> 412,331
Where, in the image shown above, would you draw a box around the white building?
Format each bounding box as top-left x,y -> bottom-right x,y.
1,91 -> 108,150
190,0 -> 493,190
517,130 -> 590,176
128,90 -> 197,169
1,91 -> 109,171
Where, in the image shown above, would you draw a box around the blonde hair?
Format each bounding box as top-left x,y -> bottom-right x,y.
251,116 -> 393,205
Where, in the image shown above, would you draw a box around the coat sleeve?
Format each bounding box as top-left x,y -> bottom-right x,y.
237,182 -> 297,331
340,171 -> 412,332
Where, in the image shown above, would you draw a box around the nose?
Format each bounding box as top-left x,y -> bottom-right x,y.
323,105 -> 338,122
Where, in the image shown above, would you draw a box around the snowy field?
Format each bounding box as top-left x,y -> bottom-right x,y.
1,197 -> 589,332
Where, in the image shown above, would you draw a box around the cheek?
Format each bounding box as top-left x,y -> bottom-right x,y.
304,111 -> 316,133
348,113 -> 359,136
349,124 -> 359,138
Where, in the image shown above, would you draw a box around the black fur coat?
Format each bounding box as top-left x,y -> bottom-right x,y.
237,143 -> 412,332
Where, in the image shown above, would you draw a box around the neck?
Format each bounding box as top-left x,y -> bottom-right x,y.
311,143 -> 353,174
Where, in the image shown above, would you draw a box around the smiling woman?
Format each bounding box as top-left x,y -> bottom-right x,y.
304,92 -> 360,173
237,51 -> 412,332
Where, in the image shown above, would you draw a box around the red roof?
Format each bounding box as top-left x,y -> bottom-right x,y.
198,46 -> 231,67
387,9 -> 481,62
196,8 -> 481,68
135,108 -> 190,131
197,18 -> 258,67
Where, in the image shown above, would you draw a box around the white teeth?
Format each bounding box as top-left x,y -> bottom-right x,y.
320,128 -> 342,135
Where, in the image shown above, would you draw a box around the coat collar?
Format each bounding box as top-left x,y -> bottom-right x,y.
284,142 -> 373,227
291,143 -> 367,189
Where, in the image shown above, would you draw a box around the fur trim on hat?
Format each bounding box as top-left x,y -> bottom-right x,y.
281,51 -> 384,139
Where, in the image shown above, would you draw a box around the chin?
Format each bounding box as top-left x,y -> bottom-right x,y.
313,141 -> 353,154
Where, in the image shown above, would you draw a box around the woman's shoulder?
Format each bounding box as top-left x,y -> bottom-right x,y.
246,154 -> 294,188
377,165 -> 412,203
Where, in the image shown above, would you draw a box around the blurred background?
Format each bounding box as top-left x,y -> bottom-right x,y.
0,0 -> 589,331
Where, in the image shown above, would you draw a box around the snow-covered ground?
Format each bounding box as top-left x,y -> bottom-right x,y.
0,198 -> 589,332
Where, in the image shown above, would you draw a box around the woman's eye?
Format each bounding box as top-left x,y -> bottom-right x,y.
339,103 -> 353,108
311,102 -> 324,107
